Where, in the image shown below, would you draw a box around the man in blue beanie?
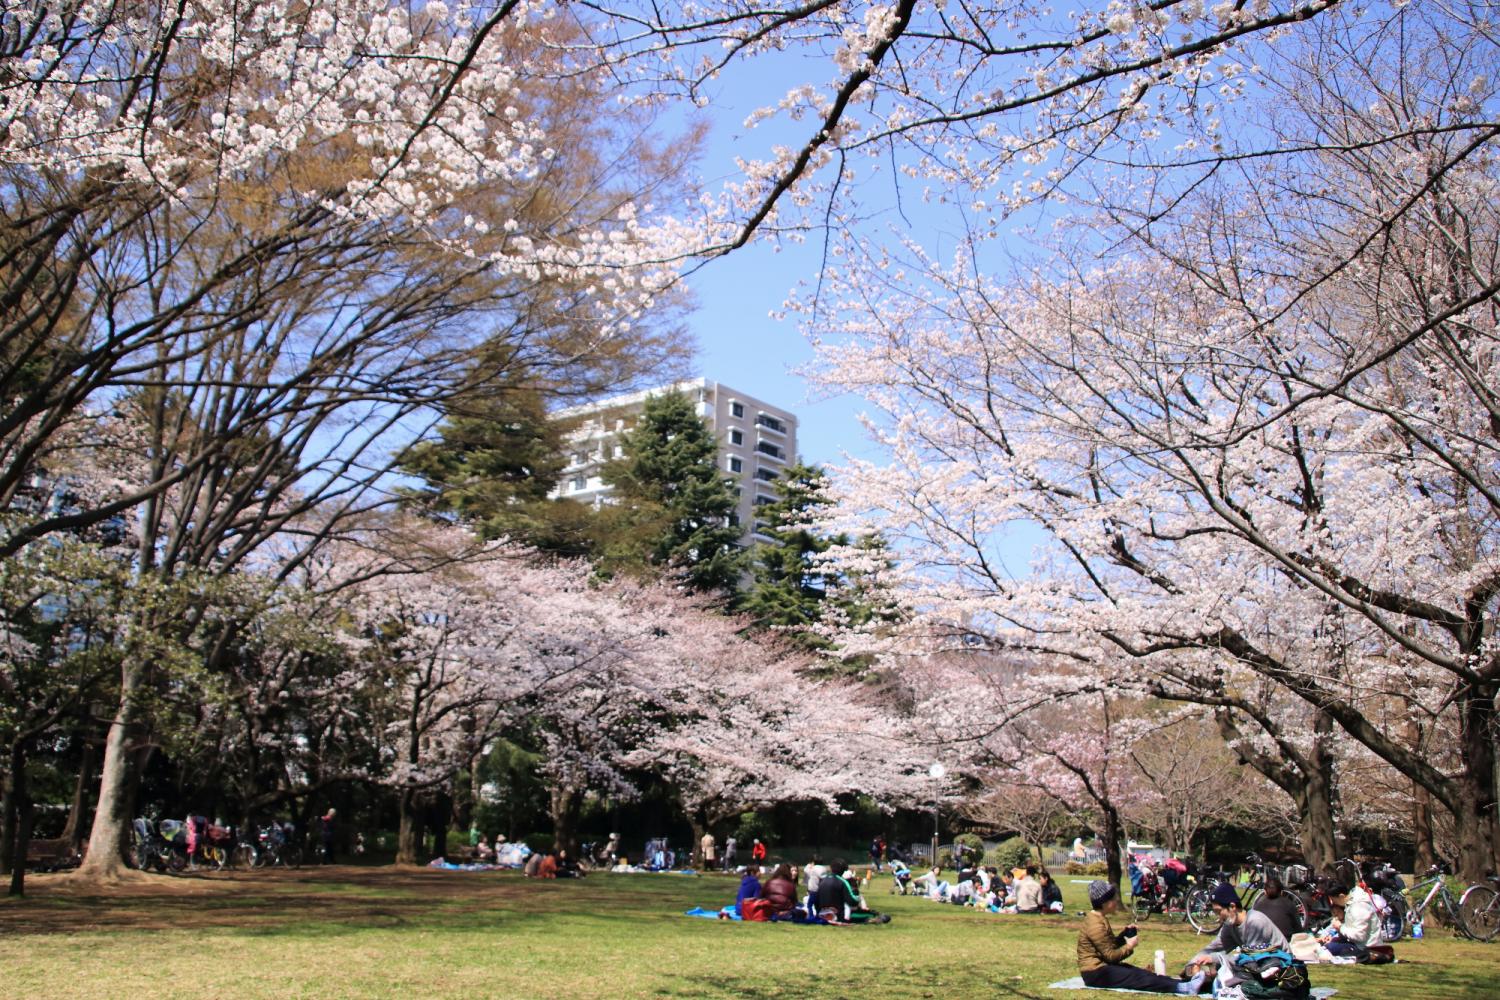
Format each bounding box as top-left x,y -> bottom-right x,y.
1190,881 -> 1290,986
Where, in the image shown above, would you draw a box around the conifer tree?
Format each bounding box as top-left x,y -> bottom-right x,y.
737,463 -> 839,649
601,391 -> 743,597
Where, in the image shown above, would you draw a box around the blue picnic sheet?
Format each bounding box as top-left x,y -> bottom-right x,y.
1048,977 -> 1336,997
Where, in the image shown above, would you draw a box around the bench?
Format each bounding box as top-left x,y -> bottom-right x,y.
25,839 -> 82,872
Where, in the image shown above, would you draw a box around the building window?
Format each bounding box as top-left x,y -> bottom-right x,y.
729,429 -> 743,446
572,451 -> 588,466
571,476 -> 587,492
754,494 -> 775,506
755,468 -> 778,482
755,441 -> 783,459
612,443 -> 624,458
730,401 -> 744,418
728,456 -> 743,473
755,413 -> 786,433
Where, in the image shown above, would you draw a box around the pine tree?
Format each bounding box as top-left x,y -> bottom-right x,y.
398,372 -> 599,557
736,463 -> 839,649
601,391 -> 744,597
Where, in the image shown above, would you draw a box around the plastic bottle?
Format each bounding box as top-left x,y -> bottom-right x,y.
1412,919 -> 1424,939
1154,950 -> 1166,976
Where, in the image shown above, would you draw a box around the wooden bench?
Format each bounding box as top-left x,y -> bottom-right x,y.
24,839 -> 82,872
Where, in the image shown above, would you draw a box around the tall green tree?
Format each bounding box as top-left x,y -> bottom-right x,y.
397,355 -> 599,558
600,391 -> 743,597
737,463 -> 839,649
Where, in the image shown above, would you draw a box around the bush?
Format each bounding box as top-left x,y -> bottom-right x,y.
525,833 -> 555,854
1064,860 -> 1110,876
987,836 -> 1034,872
954,833 -> 985,860
733,811 -> 776,845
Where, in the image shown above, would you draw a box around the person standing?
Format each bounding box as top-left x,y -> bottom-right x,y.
701,831 -> 717,871
319,808 -> 337,864
723,835 -> 738,869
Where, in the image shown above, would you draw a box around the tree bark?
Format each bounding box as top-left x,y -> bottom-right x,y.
549,784 -> 582,854
7,747 -> 33,897
1453,686 -> 1500,881
77,661 -> 147,878
396,786 -> 424,865
61,733 -> 98,853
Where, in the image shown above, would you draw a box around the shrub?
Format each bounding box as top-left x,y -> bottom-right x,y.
987,836 -> 1034,872
1064,860 -> 1110,876
954,833 -> 985,860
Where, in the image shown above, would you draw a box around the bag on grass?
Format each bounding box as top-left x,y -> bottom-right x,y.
1235,948 -> 1311,1000
740,898 -> 773,922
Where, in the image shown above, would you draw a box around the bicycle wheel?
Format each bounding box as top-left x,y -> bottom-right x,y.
1379,889 -> 1407,942
165,848 -> 188,874
1131,893 -> 1153,921
1284,890 -> 1309,933
280,845 -> 303,869
1166,890 -> 1189,923
1242,886 -> 1264,913
1459,885 -> 1500,943
230,843 -> 258,870
1186,888 -> 1220,934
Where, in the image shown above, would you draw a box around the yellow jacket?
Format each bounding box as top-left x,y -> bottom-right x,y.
1077,911 -> 1134,973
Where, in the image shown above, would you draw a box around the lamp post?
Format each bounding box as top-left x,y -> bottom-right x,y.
928,762 -> 946,869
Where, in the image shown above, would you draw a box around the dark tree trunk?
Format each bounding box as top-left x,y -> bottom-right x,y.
549,784 -> 582,854
396,787 -> 425,865
5,742 -> 31,896
61,733 -> 99,853
1453,687 -> 1500,881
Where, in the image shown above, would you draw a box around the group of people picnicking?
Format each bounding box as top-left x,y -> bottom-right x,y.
704,857 -> 891,924
1078,874 -> 1394,996
904,861 -> 1066,914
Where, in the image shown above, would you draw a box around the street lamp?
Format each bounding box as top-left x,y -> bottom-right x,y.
928,762 -> 947,869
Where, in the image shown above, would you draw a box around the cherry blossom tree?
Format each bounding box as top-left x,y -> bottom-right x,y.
801,8 -> 1500,877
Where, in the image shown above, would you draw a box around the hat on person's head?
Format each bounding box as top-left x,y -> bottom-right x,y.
1211,882 -> 1240,908
1088,880 -> 1117,908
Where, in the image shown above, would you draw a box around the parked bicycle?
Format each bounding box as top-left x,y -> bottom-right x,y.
1458,874 -> 1500,943
1185,854 -> 1292,934
1398,863 -> 1472,939
1131,863 -> 1192,923
249,821 -> 303,868
131,817 -> 187,874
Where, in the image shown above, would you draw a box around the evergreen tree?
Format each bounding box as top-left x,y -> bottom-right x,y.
737,463 -> 839,649
600,391 -> 743,597
398,359 -> 597,557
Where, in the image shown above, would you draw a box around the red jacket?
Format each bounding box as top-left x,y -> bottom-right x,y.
751,842 -> 767,861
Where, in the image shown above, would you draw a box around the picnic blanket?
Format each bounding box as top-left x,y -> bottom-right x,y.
1047,977 -> 1336,997
684,906 -> 740,920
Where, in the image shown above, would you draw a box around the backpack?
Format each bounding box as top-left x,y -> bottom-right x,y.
1235,949 -> 1311,1000
740,898 -> 773,922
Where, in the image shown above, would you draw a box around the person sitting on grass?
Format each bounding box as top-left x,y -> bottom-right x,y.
814,859 -> 890,923
1189,882 -> 1288,985
1015,866 -> 1044,913
1251,875 -> 1304,939
762,863 -> 799,917
536,851 -> 559,879
1077,880 -> 1206,994
556,849 -> 584,878
736,865 -> 762,915
1318,881 -> 1380,961
1039,870 -> 1065,913
911,865 -> 949,900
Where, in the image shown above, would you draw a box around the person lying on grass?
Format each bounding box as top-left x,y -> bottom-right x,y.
1077,880 -> 1207,994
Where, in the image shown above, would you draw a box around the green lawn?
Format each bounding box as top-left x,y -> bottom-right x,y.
0,867 -> 1494,999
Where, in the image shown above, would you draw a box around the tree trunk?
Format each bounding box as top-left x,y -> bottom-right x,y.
1452,687 -> 1500,881
7,755 -> 31,893
61,733 -> 98,853
1294,769 -> 1338,874
431,787 -> 452,861
1101,803 -> 1124,891
396,787 -> 425,865
688,815 -> 707,870
78,661 -> 147,878
549,785 -> 582,854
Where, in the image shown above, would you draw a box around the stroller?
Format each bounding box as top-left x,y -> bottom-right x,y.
889,860 -> 914,895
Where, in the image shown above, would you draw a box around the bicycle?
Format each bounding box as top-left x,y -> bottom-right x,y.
1130,865 -> 1191,924
1185,854 -> 1289,934
1400,863 -> 1471,939
1458,874 -> 1500,943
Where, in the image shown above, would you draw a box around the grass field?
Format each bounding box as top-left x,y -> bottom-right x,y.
1,866 -> 1495,999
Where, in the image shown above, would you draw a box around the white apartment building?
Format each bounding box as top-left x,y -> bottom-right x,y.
549,378 -> 799,544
